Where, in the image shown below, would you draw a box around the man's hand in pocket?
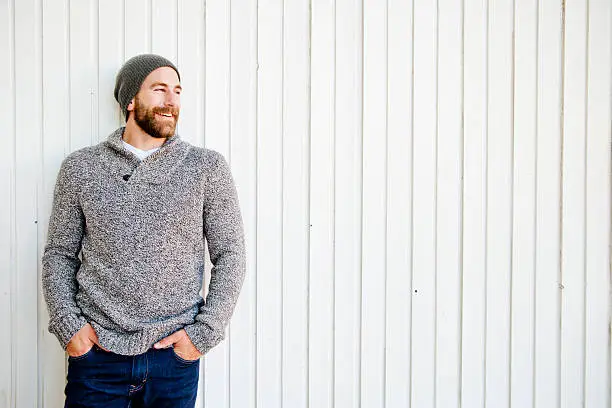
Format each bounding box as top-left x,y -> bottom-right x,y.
153,329 -> 202,361
66,323 -> 107,357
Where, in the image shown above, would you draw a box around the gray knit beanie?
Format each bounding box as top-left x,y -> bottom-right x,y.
114,54 -> 181,119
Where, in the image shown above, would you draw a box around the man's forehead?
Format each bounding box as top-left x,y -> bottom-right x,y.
142,66 -> 180,86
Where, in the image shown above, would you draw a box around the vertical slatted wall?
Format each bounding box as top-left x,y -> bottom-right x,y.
0,0 -> 610,407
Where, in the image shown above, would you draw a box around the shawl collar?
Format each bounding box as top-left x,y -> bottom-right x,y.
102,127 -> 191,185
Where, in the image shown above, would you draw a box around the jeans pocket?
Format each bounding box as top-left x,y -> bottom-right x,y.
171,347 -> 199,365
68,345 -> 96,362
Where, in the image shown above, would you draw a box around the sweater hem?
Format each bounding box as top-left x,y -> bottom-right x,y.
91,322 -> 185,356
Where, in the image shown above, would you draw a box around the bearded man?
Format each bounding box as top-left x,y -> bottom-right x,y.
42,54 -> 246,408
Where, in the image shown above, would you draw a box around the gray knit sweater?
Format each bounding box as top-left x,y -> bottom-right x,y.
42,127 -> 246,356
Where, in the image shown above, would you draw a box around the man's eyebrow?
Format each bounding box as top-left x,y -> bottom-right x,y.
150,82 -> 182,90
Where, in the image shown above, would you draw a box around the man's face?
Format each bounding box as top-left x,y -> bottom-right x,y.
128,66 -> 181,139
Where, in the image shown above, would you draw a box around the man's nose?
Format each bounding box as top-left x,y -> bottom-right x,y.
164,91 -> 180,107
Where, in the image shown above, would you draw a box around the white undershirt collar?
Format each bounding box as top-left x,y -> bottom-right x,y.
121,139 -> 161,161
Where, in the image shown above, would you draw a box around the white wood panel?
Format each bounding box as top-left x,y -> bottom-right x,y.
281,0 -> 310,408
361,0 -> 387,407
177,2 -> 207,406
177,0 -> 205,148
1,0 -> 611,407
584,0 -> 611,406
534,1 -> 562,407
309,0 -> 335,407
411,0 -> 437,405
486,0 -> 513,405
228,0 -> 258,407
40,0 -> 71,406
124,0 -> 151,58
436,0 -> 462,406
201,0 -> 231,406
560,0 -> 588,407
385,0 -> 411,406
69,0 -> 98,150
462,0 -> 488,406
256,0 -> 284,407
0,0 -> 15,406
282,1 -> 310,407
511,0 -> 537,406
151,0 -> 177,62
98,0 -> 124,140
203,0 -> 230,151
14,0 -> 42,406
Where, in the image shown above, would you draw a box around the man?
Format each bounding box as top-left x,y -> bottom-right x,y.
42,54 -> 246,407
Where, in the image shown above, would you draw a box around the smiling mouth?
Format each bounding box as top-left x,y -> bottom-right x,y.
156,113 -> 174,119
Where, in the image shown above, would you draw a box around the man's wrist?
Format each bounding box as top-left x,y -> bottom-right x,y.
183,323 -> 210,355
49,313 -> 88,349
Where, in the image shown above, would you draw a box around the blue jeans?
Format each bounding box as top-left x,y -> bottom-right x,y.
64,344 -> 200,407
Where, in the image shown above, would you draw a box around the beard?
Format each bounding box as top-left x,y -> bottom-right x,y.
133,95 -> 179,139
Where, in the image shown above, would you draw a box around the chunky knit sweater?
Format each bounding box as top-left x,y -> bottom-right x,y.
42,127 -> 246,356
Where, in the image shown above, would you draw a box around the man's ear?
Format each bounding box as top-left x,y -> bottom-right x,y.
127,99 -> 135,112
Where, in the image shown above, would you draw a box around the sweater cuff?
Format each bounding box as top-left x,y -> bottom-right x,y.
49,313 -> 87,349
184,322 -> 224,355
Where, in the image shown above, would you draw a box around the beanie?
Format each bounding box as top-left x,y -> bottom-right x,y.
114,54 -> 181,119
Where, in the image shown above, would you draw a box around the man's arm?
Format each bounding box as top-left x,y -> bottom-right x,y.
183,152 -> 246,355
41,155 -> 88,349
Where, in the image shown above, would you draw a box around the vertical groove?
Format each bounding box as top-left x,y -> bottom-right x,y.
458,0 -> 465,404
608,13 -> 612,408
148,0 -> 152,52
558,1 -> 566,406
202,0 -> 207,149
121,0 -> 125,62
532,0 -> 540,406
356,0 -> 364,404
280,0 -> 285,406
433,0 -> 439,405
581,0 -> 589,404
331,0 -> 336,406
93,0 -> 99,144
483,0 -> 489,404
357,0 -> 364,405
121,0 -> 125,126
382,0 -> 388,405
9,0 -> 19,406
202,0 -> 207,379
508,0 -> 516,404
305,0 -> 311,405
253,0 -> 260,406
9,0 -> 16,405
226,0 -> 231,157
67,0 -> 72,153
175,0 -> 179,63
202,9 -> 208,389
226,0 -> 232,405
407,0 -> 415,401
36,0 -> 44,404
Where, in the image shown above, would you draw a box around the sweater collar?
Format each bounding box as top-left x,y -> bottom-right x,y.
106,127 -> 182,160
103,127 -> 191,184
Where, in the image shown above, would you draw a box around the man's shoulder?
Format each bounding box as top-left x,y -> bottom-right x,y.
185,145 -> 227,168
61,145 -> 101,170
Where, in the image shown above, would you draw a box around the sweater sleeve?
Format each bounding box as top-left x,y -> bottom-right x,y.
41,155 -> 88,349
184,152 -> 246,354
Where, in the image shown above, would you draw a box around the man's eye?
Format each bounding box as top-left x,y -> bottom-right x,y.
155,88 -> 164,92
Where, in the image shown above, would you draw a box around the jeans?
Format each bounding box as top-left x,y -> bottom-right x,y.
64,344 -> 200,408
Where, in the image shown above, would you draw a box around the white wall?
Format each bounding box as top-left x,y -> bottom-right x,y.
0,0 -> 610,407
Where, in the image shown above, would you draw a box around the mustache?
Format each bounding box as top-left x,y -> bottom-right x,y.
152,107 -> 179,117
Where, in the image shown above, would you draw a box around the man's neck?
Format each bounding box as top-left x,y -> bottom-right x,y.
123,119 -> 167,150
